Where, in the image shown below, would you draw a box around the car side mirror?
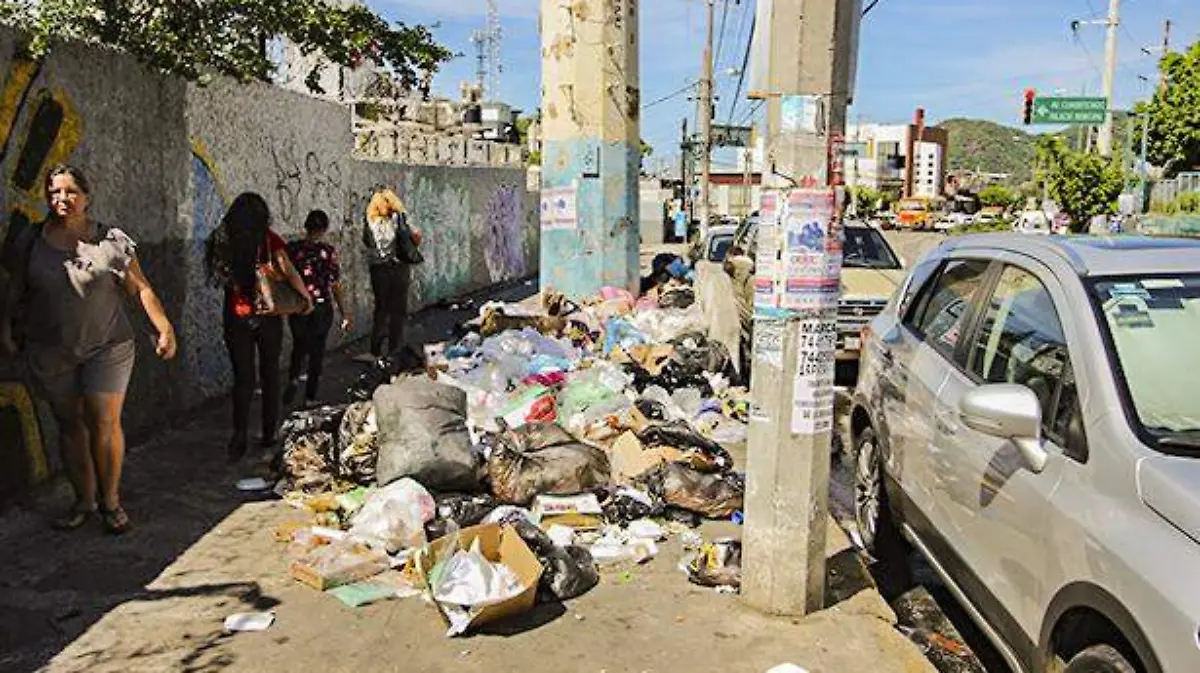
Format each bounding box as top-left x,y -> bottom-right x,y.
959,384 -> 1048,473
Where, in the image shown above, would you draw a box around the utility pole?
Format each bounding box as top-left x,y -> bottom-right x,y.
697,0 -> 716,242
742,0 -> 859,616
681,117 -> 691,229
1098,0 -> 1120,157
539,0 -> 640,298
1158,19 -> 1172,94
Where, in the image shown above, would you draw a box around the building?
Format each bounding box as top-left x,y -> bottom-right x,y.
845,109 -> 950,199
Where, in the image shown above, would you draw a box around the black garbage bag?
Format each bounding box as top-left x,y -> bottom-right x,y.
634,398 -> 670,422
627,362 -> 714,397
374,377 -> 484,492
603,486 -> 665,524
638,462 -> 744,519
424,493 -> 498,540
499,515 -> 600,602
669,331 -> 739,385
638,421 -> 734,473
663,507 -> 703,528
347,347 -> 427,402
659,286 -> 696,309
281,404 -> 348,438
487,421 -> 611,506
336,402 -> 378,485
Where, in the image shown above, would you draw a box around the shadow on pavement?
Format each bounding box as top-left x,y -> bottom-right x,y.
0,278 -> 538,673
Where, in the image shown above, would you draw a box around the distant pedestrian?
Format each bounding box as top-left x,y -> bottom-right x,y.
0,165 -> 177,534
284,209 -> 353,406
363,188 -> 423,358
205,192 -> 313,462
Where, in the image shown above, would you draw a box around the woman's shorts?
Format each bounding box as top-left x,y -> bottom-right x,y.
28,340 -> 136,404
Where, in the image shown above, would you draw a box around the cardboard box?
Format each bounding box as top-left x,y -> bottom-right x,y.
290,540 -> 389,591
610,431 -> 685,484
410,524 -> 544,635
532,493 -> 604,530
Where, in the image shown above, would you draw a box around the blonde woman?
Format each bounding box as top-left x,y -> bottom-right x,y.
362,188 -> 423,357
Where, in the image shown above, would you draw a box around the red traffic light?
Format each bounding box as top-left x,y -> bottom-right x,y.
1022,89 -> 1036,125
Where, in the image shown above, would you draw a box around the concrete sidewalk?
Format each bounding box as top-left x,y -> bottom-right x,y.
0,280 -> 934,673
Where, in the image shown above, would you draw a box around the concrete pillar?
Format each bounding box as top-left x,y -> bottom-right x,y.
539,0 -> 640,298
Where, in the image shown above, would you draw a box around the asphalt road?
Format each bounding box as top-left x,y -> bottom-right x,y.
831,229 -> 1006,673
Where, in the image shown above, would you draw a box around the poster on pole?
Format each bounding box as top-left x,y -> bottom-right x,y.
753,190 -> 783,310
540,186 -> 578,231
781,189 -> 842,312
791,309 -> 838,435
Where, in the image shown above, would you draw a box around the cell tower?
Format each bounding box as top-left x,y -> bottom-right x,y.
469,1 -> 502,101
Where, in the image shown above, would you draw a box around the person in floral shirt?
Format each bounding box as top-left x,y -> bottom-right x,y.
285,209 -> 353,405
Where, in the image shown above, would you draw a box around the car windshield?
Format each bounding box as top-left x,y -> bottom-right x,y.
709,234 -> 734,262
1090,275 -> 1200,438
843,227 -> 901,269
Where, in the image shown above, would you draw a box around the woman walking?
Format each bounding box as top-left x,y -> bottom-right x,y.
363,189 -> 422,358
284,209 -> 352,406
0,165 -> 176,534
204,192 -> 312,462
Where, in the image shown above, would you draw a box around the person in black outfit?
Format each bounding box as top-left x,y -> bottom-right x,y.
363,188 -> 423,357
204,193 -> 312,462
284,210 -> 353,406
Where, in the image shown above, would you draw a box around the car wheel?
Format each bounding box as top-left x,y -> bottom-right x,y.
1062,644 -> 1137,673
852,426 -> 912,594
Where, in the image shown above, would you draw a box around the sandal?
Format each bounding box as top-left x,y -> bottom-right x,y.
100,505 -> 130,535
52,502 -> 97,531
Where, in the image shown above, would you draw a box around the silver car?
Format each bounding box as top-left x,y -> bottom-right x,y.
849,233 -> 1200,673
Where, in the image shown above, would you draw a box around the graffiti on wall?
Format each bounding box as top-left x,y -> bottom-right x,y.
482,186 -> 527,283
183,139 -> 233,397
0,52 -> 84,491
405,174 -> 472,305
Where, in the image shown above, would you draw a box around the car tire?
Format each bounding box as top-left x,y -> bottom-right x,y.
1061,644 -> 1138,673
852,427 -> 909,584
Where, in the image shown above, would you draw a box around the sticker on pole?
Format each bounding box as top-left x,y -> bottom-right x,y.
754,190 -> 784,309
753,320 -> 786,370
540,186 -> 578,231
781,190 -> 842,312
791,311 -> 837,436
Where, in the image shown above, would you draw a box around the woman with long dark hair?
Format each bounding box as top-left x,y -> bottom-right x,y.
0,165 -> 176,534
205,193 -> 312,462
284,209 -> 352,406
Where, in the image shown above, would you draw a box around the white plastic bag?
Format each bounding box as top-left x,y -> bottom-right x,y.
348,478 -> 436,553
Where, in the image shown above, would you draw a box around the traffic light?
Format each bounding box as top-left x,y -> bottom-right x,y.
1022,89 -> 1037,125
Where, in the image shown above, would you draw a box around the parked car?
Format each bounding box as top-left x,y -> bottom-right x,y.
850,233 -> 1200,673
1014,210 -> 1051,236
935,212 -> 973,233
726,219 -> 906,385
689,224 -> 738,264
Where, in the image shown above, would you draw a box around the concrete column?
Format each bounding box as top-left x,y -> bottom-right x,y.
540,0 -> 640,299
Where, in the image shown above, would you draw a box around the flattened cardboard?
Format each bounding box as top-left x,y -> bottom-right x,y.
410,523 -> 543,634
610,431 -> 685,484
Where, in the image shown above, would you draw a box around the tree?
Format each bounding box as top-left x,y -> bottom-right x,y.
1036,137 -> 1125,232
978,184 -> 1018,209
1134,39 -> 1200,176
847,186 -> 882,216
0,0 -> 453,92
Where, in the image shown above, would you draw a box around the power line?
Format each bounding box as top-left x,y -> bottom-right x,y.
642,80 -> 698,109
727,12 -> 755,126
862,0 -> 884,17
713,0 -> 733,75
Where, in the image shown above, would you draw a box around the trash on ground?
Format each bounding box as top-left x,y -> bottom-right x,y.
374,378 -> 482,492
223,612 -> 275,632
410,523 -> 543,637
347,478 -> 436,553
291,540 -> 390,591
765,664 -> 810,673
236,477 -> 271,492
327,573 -> 421,608
487,422 -> 610,506
686,539 -> 743,590
531,493 -> 604,529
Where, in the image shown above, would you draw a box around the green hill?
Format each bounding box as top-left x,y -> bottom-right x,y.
937,118 -> 1037,186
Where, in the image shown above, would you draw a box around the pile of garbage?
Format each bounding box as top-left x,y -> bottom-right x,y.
271,268 -> 749,636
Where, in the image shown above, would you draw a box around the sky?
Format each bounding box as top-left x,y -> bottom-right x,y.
368,0 -> 1200,171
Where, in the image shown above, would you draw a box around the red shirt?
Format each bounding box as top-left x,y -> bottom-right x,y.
230,231 -> 287,318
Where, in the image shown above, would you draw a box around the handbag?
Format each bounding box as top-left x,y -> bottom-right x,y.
254,238 -> 308,316
394,213 -> 425,265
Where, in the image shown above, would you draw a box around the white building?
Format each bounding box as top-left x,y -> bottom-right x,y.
844,120 -> 950,199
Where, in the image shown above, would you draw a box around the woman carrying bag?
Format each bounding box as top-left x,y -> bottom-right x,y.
204,192 -> 312,462
363,188 -> 423,359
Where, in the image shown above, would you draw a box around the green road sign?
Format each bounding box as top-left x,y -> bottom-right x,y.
1031,97 -> 1108,124
840,142 -> 869,158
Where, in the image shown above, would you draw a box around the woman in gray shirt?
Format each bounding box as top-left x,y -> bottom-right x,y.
1,165 -> 176,534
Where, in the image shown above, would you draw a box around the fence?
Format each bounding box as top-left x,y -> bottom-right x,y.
1151,171 -> 1200,210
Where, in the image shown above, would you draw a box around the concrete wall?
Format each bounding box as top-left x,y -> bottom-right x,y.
0,28 -> 537,495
